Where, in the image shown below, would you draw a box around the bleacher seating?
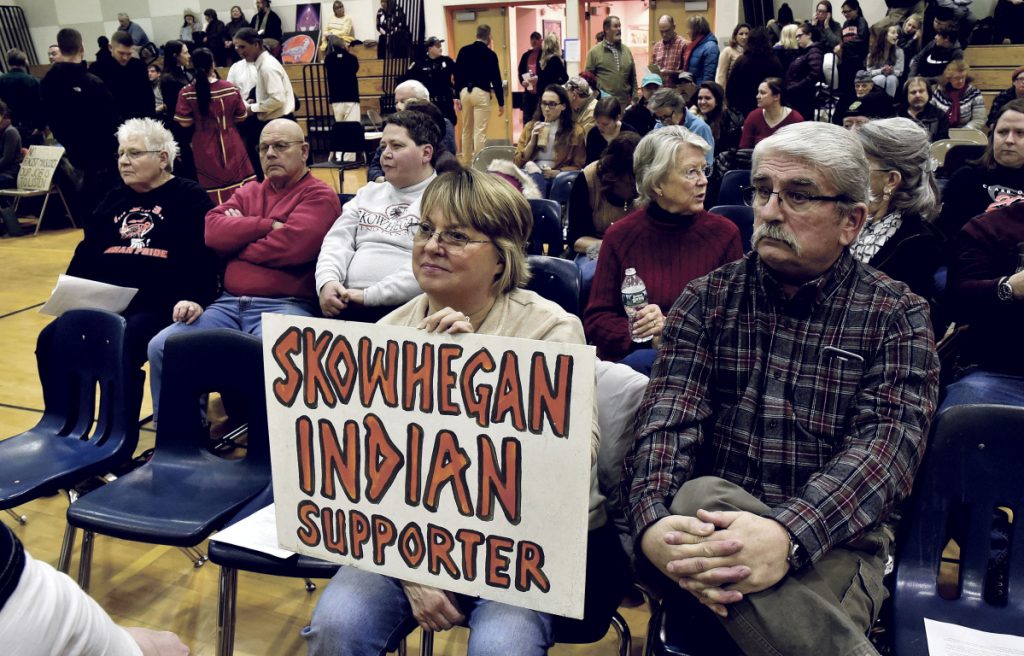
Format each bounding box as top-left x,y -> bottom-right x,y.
964,45 -> 1024,111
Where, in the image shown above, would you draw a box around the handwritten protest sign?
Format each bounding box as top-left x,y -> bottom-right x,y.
17,146 -> 64,191
262,313 -> 596,618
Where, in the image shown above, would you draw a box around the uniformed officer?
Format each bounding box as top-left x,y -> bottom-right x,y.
407,36 -> 457,127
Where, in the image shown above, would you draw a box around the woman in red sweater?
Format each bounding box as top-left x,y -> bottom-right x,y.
739,77 -> 804,148
583,125 -> 744,374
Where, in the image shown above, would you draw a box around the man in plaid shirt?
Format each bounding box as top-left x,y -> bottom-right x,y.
652,15 -> 687,88
625,122 -> 939,655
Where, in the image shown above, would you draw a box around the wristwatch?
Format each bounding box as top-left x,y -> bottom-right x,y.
786,531 -> 808,571
997,276 -> 1015,302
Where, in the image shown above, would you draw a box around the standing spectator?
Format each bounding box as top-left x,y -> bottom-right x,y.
115,13 -> 150,50
931,60 -> 987,130
768,3 -> 796,44
585,95 -> 637,164
837,0 -> 870,108
993,0 -> 1024,44
653,15 -> 686,88
375,0 -> 408,59
866,24 -> 905,97
986,66 -> 1024,128
90,31 -> 154,122
648,88 -> 715,166
454,24 -> 504,164
319,1 -> 355,57
813,1 -> 843,51
773,24 -> 800,72
160,41 -> 195,178
324,36 -> 360,123
407,36 -> 457,128
204,9 -> 228,66
565,75 -> 598,135
740,77 -> 804,148
181,9 -> 203,43
535,33 -> 568,105
233,27 -> 295,135
585,15 -> 637,109
716,23 -> 749,91
250,0 -> 283,52
623,72 -> 662,136
727,27 -> 784,117
785,23 -> 825,121
899,75 -> 950,141
149,63 -> 164,115
517,31 -> 543,122
0,48 -> 44,146
0,101 -> 22,190
685,15 -> 719,86
224,5 -> 248,64
175,47 -> 255,204
47,44 -> 60,64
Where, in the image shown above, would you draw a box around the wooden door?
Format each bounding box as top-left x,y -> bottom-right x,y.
450,7 -> 512,145
648,0 -> 717,56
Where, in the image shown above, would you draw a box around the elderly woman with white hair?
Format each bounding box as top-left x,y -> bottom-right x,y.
852,117 -> 943,305
583,126 -> 743,374
38,118 -> 219,376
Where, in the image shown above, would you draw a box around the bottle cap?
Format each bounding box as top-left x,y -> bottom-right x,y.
625,267 -> 636,275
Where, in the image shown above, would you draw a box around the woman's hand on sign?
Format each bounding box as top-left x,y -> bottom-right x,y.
419,307 -> 475,334
400,582 -> 466,632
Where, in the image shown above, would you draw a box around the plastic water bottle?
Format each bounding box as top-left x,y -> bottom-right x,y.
622,268 -> 651,343
1015,242 -> 1024,273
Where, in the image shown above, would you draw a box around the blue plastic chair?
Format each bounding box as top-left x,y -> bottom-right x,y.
708,204 -> 755,252
66,330 -> 272,592
0,309 -> 142,572
528,198 -> 564,256
716,169 -> 750,207
892,404 -> 1024,654
548,170 -> 580,207
525,255 -> 582,316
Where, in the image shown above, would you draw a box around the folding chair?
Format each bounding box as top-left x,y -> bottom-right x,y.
525,255 -> 581,316
947,127 -> 987,145
471,145 -> 516,172
709,204 -> 755,252
0,145 -> 75,236
716,169 -> 751,207
547,170 -> 579,207
527,198 -> 563,256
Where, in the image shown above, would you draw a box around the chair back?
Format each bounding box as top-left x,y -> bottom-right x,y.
525,255 -> 581,316
930,139 -> 976,169
366,108 -> 383,130
708,204 -> 755,252
471,145 -> 516,172
527,199 -> 564,256
330,121 -> 367,152
338,193 -> 355,208
948,127 -> 987,145
941,143 -> 986,175
16,145 -> 64,192
893,404 -> 1024,653
717,169 -> 751,207
41,309 -> 141,454
548,170 -> 579,206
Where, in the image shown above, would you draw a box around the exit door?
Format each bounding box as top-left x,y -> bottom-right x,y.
450,7 -> 512,147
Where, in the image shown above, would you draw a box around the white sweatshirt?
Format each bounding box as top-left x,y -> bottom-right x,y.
315,173 -> 435,307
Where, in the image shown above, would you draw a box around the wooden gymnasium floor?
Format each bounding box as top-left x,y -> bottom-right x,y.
0,169 -> 652,655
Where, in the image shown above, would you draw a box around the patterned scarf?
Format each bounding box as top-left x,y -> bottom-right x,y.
851,210 -> 902,264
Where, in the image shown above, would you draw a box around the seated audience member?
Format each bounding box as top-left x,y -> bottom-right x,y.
727,28 -> 784,118
987,66 -> 1024,128
853,118 -> 943,305
625,121 -> 939,656
685,15 -> 720,86
148,64 -> 164,114
39,118 -> 217,381
89,30 -> 154,122
739,77 -> 804,148
319,1 -> 355,57
716,23 -> 750,91
204,9 -> 228,66
812,1 -> 843,52
304,169 -> 599,656
897,13 -> 923,63
838,70 -> 896,124
783,23 -> 824,121
623,72 -> 662,137
649,88 -> 716,166
0,523 -> 189,655
116,12 -> 150,50
0,48 -> 44,147
930,60 -> 987,130
908,27 -> 962,79
584,127 -> 742,375
514,84 -> 585,191
944,199 -> 1024,410
368,81 -> 455,182
585,96 -> 637,164
146,119 -> 340,421
692,81 -> 744,159
899,75 -> 950,141
317,111 -> 441,323
181,9 -> 203,43
568,132 -> 641,291
0,100 -> 22,189
565,75 -> 599,135
936,99 -> 1024,240
865,24 -> 905,97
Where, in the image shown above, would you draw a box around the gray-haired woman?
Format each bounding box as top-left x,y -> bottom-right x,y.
852,117 -> 943,303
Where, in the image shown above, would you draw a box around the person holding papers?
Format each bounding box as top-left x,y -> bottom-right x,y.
303,168 -> 600,656
38,117 -> 218,373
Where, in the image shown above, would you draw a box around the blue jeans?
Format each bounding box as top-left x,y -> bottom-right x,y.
619,348 -> 657,376
146,292 -> 316,422
938,370 -> 1024,414
303,567 -> 554,656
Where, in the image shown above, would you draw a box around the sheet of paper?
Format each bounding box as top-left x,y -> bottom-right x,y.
210,503 -> 296,559
563,38 -> 579,63
39,275 -> 138,317
925,618 -> 1024,656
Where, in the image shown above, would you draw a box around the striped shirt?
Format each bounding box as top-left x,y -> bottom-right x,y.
652,35 -> 687,79
625,250 -> 940,564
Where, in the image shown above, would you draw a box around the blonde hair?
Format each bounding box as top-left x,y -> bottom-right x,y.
420,169 -> 532,293
779,23 -> 799,50
540,33 -> 561,70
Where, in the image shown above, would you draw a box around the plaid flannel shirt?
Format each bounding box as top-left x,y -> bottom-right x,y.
625,251 -> 939,564
652,35 -> 686,78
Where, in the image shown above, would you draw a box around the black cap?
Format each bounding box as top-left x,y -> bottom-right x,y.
425,36 -> 444,47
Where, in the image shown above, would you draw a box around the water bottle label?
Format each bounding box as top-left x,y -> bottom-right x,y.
622,291 -> 647,306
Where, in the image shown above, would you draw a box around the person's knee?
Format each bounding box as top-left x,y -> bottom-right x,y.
467,607 -> 552,656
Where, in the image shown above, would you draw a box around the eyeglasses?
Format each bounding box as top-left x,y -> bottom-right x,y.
654,111 -> 676,121
540,101 -> 562,108
682,165 -> 713,181
258,141 -> 303,155
742,186 -> 850,211
118,149 -> 161,160
410,222 -> 492,250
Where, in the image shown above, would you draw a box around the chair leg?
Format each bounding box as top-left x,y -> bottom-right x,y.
33,193 -> 51,237
57,523 -> 77,574
419,628 -> 434,656
57,186 -> 76,229
77,530 -> 94,592
611,611 -> 632,656
4,508 -> 26,524
178,546 -> 208,567
395,637 -> 406,656
303,578 -> 316,592
217,566 -> 238,656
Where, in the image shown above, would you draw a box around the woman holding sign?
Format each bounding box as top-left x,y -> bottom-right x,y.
304,168 -> 599,655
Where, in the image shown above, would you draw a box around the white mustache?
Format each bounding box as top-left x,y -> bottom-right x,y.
752,223 -> 800,254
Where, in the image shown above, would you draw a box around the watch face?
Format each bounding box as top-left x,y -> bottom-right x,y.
999,280 -> 1014,301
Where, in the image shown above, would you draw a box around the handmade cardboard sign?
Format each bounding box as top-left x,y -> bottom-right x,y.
262,313 -> 595,618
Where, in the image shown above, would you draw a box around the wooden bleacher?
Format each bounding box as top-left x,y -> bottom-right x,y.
964,44 -> 1024,111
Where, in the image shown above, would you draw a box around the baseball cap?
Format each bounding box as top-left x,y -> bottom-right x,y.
425,36 -> 444,47
855,70 -> 873,84
676,71 -> 696,85
641,72 -> 663,87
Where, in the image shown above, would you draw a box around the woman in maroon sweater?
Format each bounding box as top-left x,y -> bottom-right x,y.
583,125 -> 744,374
739,77 -> 804,148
